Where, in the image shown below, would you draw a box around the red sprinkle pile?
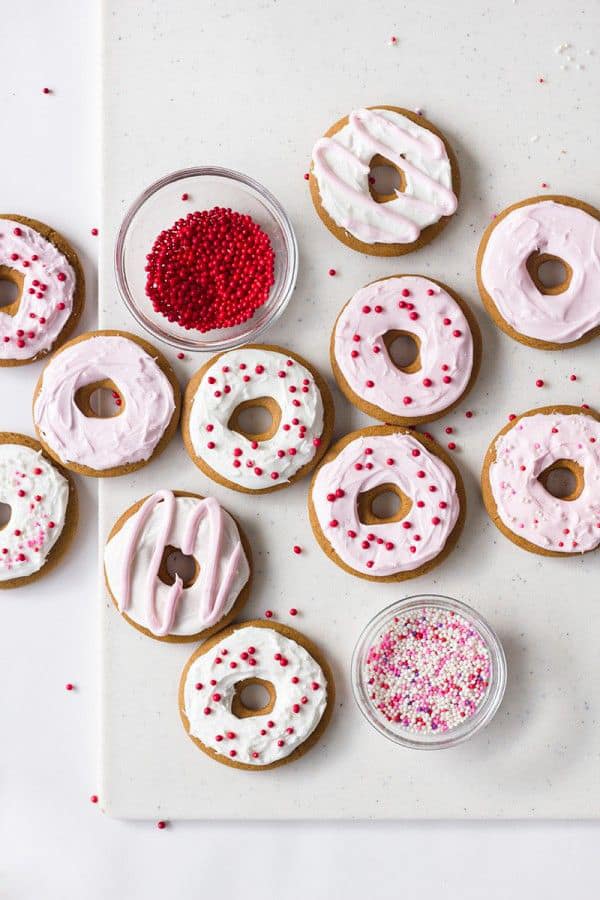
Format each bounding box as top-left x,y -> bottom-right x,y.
145,207 -> 275,333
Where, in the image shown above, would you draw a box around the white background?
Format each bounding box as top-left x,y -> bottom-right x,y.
2,1 -> 600,897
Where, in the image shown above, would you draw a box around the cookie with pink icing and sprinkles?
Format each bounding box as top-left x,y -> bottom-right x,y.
182,344 -> 334,494
331,275 -> 481,425
482,404 -> 600,557
0,215 -> 85,366
308,425 -> 466,581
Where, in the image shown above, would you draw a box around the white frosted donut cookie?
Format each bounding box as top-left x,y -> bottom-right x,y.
0,433 -> 77,588
104,490 -> 251,642
32,330 -> 181,477
309,426 -> 465,581
179,621 -> 334,770
0,214 -> 84,366
331,275 -> 480,424
310,106 -> 459,256
182,344 -> 334,493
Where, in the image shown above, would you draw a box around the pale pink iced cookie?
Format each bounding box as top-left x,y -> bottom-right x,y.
477,196 -> 600,349
309,425 -> 466,582
482,405 -> 600,557
331,275 -> 481,425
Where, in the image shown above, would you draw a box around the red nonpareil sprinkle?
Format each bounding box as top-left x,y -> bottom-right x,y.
265,609 -> 273,618
90,795 -> 98,804
535,379 -> 544,388
145,207 -> 275,333
508,413 -> 516,421
293,545 -> 301,555
157,820 -> 167,829
445,426 -> 453,434
447,441 -> 456,450
289,608 -> 298,616
177,352 -> 185,360
328,268 -> 336,276
465,410 -> 473,418
91,227 -> 99,236
65,683 -> 74,691
541,182 -> 548,188
42,87 -> 51,94
569,374 -> 577,381
181,192 -> 189,201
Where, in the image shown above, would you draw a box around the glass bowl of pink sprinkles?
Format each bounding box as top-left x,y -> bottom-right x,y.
352,595 -> 506,750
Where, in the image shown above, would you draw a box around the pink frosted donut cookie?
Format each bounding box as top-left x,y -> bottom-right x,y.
309,425 -> 465,582
482,405 -> 600,557
331,275 -> 480,425
0,215 -> 84,366
477,196 -> 600,349
32,330 -> 181,477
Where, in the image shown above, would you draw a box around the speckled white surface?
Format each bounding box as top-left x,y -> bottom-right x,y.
100,0 -> 600,818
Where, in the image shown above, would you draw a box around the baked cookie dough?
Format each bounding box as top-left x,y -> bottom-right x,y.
182,344 -> 334,494
481,405 -> 600,556
0,432 -> 77,589
309,425 -> 465,581
104,490 -> 251,642
310,106 -> 459,256
32,330 -> 181,477
331,274 -> 480,425
476,195 -> 600,349
179,620 -> 335,770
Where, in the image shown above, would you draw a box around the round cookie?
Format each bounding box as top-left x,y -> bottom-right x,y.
476,195 -> 600,349
0,432 -> 78,589
0,214 -> 85,366
182,344 -> 334,494
481,405 -> 600,557
330,274 -> 481,425
309,105 -> 460,256
104,490 -> 252,643
308,425 -> 466,582
32,330 -> 181,477
179,620 -> 335,771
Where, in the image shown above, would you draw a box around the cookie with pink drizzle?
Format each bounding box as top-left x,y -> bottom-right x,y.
309,425 -> 465,581
0,432 -> 78,589
477,195 -> 600,349
331,275 -> 481,424
179,620 -> 334,770
310,106 -> 459,256
482,405 -> 600,556
0,214 -> 84,366
104,490 -> 251,642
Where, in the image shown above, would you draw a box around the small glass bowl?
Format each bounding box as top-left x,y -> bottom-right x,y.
351,595 -> 507,750
114,166 -> 299,353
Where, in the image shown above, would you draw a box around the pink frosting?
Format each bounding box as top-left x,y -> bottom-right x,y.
312,432 -> 460,576
0,219 -> 76,361
333,276 -> 474,418
480,200 -> 600,343
488,411 -> 600,553
33,334 -> 175,470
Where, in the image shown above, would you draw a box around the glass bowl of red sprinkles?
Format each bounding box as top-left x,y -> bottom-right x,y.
352,595 -> 506,750
115,167 -> 298,352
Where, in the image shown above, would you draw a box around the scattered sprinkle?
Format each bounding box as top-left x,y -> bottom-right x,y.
289,608 -> 298,616
328,268 -> 336,276
91,227 -> 99,236
90,795 -> 98,804
157,820 -> 167,830
265,609 -> 274,619
65,683 -> 74,691
293,545 -> 302,555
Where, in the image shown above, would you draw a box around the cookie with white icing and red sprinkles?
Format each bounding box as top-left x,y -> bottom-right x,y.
0,214 -> 84,366
308,425 -> 466,581
181,344 -> 334,493
179,620 -> 334,770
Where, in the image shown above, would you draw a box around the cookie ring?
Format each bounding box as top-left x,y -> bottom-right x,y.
331,275 -> 481,425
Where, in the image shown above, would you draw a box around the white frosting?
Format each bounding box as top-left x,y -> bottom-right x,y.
182,625 -> 328,766
188,347 -> 325,490
0,443 -> 69,581
312,107 -> 457,245
104,494 -> 250,637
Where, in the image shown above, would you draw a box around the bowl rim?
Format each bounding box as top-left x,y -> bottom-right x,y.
114,165 -> 299,352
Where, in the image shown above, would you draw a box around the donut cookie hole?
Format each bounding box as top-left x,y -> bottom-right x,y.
0,266 -> 23,315
382,330 -> 422,374
0,501 -> 11,530
231,678 -> 276,719
158,544 -> 200,590
368,153 -> 406,204
228,396 -> 282,442
74,379 -> 125,419
526,252 -> 573,296
357,482 -> 412,526
538,459 -> 584,501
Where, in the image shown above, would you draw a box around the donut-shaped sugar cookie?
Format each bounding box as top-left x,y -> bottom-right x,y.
477,196 -> 600,349
309,425 -> 465,581
179,620 -> 334,770
310,106 -> 459,256
32,330 -> 181,477
0,433 -> 77,589
0,215 -> 85,366
331,275 -> 480,425
104,490 -> 251,642
482,405 -> 600,557
182,344 -> 334,494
